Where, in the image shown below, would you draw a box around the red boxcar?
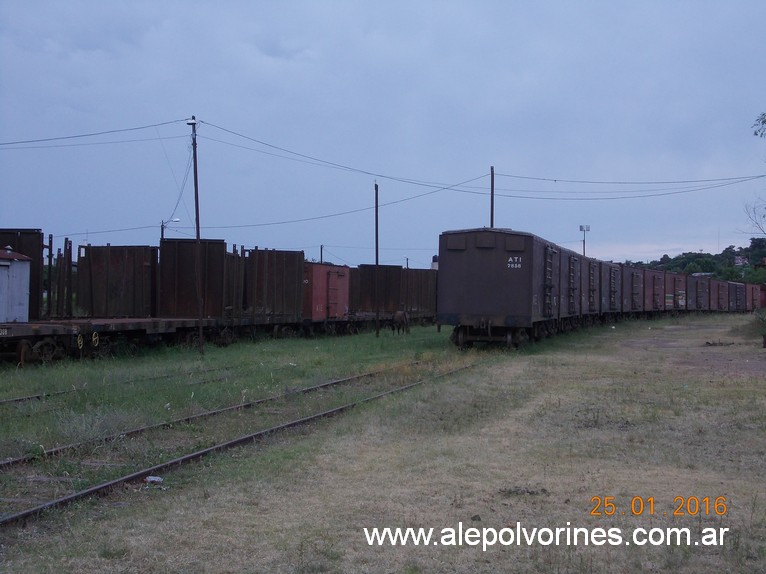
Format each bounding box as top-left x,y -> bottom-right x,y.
302,262 -> 350,323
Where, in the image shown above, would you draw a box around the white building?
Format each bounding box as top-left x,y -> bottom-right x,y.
0,246 -> 32,322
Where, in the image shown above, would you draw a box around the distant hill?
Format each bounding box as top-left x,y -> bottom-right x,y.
624,237 -> 766,284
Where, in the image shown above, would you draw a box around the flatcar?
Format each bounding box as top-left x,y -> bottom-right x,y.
0,228 -> 437,364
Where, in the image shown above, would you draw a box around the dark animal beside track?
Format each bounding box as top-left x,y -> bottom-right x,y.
392,311 -> 410,334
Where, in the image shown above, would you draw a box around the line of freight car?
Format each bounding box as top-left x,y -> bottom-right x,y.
0,229 -> 438,363
436,227 -> 762,348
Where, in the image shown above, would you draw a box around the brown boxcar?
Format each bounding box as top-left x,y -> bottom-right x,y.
437,228 -> 560,334
349,264 -> 403,318
621,264 -> 644,313
599,261 -> 622,314
728,282 -> 746,312
745,283 -> 761,311
243,248 -> 303,326
756,284 -> 765,310
709,279 -> 729,311
686,275 -> 710,311
402,267 -> 438,321
559,249 -> 582,320
581,258 -> 600,316
643,269 -> 665,312
664,271 -> 687,311
159,239 -> 241,319
77,244 -> 157,318
302,262 -> 350,323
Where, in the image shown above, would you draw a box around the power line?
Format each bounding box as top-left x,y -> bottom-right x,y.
202,173 -> 488,230
0,135 -> 189,150
494,172 -> 766,185
456,176 -> 765,201
0,119 -> 189,146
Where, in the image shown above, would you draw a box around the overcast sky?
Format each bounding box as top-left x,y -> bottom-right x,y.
2,1 -> 765,267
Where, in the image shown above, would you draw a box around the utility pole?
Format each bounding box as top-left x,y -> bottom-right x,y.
490,165 -> 495,228
374,182 -> 380,337
189,115 -> 204,354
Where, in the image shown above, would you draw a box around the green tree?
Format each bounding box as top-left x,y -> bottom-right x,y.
749,113 -> 766,235
753,112 -> 766,138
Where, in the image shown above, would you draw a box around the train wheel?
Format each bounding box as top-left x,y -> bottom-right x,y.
33,337 -> 61,363
505,332 -> 515,350
16,340 -> 33,367
456,327 -> 472,349
93,336 -> 112,358
280,326 -> 295,338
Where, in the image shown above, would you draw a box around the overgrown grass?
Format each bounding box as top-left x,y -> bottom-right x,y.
0,326 -> 464,459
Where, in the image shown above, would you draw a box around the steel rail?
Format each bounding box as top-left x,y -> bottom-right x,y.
0,365 -> 471,527
0,365 -> 239,409
0,365 -> 398,469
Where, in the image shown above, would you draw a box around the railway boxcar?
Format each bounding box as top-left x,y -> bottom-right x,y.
728,282 -> 746,312
745,283 -> 761,311
77,244 -> 157,318
159,239 -> 235,318
558,247 -> 585,328
643,269 -> 665,312
599,261 -> 622,315
437,228 -> 567,346
664,271 -> 687,311
710,279 -> 729,311
302,262 -> 350,331
243,248 -> 304,331
349,264 -> 401,319
686,274 -> 710,311
581,257 -> 600,318
621,264 -> 644,314
402,267 -> 438,323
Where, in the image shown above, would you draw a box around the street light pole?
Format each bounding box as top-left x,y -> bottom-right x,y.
160,218 -> 180,241
579,225 -> 590,256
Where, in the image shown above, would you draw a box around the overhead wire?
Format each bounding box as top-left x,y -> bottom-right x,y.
6,117 -> 766,240
0,119 -> 189,147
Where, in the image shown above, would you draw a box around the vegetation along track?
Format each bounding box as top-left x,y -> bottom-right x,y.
0,361 -> 474,527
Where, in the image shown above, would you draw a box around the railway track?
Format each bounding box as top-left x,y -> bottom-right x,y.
0,363 -> 473,527
0,365 -> 395,469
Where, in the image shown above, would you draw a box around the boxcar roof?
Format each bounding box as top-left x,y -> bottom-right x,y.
440,227 -> 541,240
